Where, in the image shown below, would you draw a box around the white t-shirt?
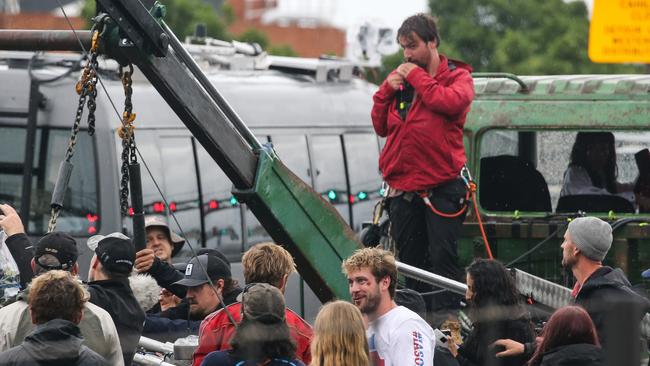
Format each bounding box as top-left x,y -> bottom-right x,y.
367,305 -> 435,366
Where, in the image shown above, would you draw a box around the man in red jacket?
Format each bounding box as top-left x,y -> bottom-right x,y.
192,243 -> 312,366
371,13 -> 474,316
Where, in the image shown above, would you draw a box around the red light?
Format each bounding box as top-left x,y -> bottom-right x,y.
86,213 -> 98,223
88,226 -> 97,234
153,202 -> 165,213
349,195 -> 355,204
128,207 -> 134,216
209,200 -> 219,210
169,202 -> 177,212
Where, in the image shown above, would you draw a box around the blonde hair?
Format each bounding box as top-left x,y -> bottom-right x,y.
28,270 -> 88,324
342,247 -> 397,298
242,242 -> 296,288
311,301 -> 369,366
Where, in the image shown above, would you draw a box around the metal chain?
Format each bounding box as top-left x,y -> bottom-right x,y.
48,29 -> 101,232
118,64 -> 137,216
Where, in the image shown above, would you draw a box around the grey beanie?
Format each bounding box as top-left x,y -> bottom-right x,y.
567,217 -> 612,262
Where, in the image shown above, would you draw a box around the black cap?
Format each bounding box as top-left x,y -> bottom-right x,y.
173,254 -> 231,288
34,232 -> 78,271
89,233 -> 135,275
172,249 -> 231,272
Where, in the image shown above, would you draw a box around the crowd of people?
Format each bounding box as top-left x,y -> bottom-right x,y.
0,10 -> 649,366
0,196 -> 649,366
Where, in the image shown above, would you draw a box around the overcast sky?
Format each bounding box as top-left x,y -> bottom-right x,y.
330,0 -> 592,30
332,0 -> 428,30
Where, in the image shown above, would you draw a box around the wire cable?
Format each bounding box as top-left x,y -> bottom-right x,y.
506,225 -> 564,267
54,0 -> 237,326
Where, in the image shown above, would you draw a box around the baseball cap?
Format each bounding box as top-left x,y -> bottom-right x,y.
172,254 -> 231,288
145,216 -> 185,257
34,232 -> 78,271
87,232 -> 135,275
241,283 -> 286,323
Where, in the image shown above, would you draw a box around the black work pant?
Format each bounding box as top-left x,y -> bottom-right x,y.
388,177 -> 467,312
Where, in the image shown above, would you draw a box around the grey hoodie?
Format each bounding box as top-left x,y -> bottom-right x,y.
0,318 -> 107,365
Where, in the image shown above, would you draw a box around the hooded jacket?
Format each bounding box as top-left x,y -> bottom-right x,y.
0,319 -> 107,366
538,343 -> 604,366
192,302 -> 313,366
575,266 -> 650,348
88,278 -> 145,366
371,55 -> 474,191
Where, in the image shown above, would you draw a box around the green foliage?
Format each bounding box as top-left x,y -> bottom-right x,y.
427,0 -> 643,74
268,44 -> 298,57
82,0 -> 230,40
237,28 -> 269,50
159,0 -> 229,40
221,3 -> 235,26
81,0 -> 95,27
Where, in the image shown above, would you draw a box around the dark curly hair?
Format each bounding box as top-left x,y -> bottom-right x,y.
397,13 -> 440,47
466,259 -> 521,312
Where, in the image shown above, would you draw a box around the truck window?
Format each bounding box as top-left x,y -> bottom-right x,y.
343,133 -> 382,231
479,129 -> 650,213
0,126 -> 98,235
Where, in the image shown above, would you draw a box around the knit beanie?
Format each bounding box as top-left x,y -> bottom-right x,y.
567,217 -> 612,262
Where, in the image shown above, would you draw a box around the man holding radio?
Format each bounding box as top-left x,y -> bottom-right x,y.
371,13 -> 474,314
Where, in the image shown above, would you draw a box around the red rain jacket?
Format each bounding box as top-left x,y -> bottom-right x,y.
192,302 -> 312,366
371,55 -> 474,192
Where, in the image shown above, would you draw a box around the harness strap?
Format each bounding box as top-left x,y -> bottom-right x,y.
417,168 -> 494,259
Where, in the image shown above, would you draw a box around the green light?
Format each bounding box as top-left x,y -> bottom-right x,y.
379,188 -> 385,196
230,196 -> 238,205
327,190 -> 337,201
357,191 -> 367,200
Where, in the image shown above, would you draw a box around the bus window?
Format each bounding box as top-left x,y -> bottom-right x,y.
0,127 -> 97,235
158,136 -> 201,251
196,143 -> 243,257
310,135 -> 350,223
0,127 -> 28,207
240,134 -> 313,248
343,134 -> 382,231
131,131 -> 164,215
270,135 -> 312,184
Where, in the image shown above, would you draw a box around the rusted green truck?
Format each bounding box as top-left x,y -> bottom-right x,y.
462,74 -> 650,285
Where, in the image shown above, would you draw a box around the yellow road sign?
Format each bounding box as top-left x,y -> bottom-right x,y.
589,0 -> 650,63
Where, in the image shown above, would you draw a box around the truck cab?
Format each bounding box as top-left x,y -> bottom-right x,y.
463,74 -> 650,285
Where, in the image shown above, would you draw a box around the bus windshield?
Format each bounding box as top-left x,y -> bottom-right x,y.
0,126 -> 98,236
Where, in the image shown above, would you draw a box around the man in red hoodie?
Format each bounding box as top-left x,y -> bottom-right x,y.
192,243 -> 312,366
371,13 -> 474,315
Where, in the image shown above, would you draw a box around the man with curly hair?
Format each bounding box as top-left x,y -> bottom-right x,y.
0,270 -> 107,365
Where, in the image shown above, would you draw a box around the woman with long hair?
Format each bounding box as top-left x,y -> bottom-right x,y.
200,283 -> 305,366
310,300 -> 369,366
449,259 -> 535,366
527,306 -> 603,366
560,132 -> 634,203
